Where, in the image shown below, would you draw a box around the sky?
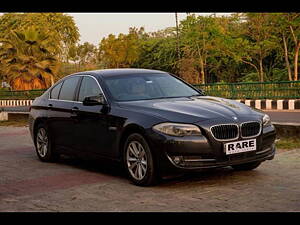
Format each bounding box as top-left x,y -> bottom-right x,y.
68,13 -> 231,46
0,12 -> 232,46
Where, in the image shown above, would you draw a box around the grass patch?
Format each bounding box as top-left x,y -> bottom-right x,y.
275,137 -> 300,150
0,114 -> 28,127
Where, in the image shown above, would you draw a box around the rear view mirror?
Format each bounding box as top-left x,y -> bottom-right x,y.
83,94 -> 106,106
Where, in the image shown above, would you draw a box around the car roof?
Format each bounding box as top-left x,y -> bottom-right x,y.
71,68 -> 167,78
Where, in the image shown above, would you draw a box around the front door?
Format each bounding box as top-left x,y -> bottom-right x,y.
71,76 -> 111,158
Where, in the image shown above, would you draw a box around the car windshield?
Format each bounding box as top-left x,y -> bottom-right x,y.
103,73 -> 203,101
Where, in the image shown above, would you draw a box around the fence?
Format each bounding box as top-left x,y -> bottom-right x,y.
1,81 -> 300,100
194,81 -> 300,99
0,89 -> 46,100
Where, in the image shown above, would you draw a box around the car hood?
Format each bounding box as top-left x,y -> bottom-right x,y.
117,96 -> 262,123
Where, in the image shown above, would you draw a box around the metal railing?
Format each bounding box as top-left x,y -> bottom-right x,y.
194,81 -> 300,99
1,80 -> 300,100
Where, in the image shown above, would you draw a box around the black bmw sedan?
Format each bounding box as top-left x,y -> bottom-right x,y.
29,69 -> 276,186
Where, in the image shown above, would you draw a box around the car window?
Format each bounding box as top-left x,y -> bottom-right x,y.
78,76 -> 102,102
103,73 -> 200,101
50,82 -> 63,99
58,76 -> 80,101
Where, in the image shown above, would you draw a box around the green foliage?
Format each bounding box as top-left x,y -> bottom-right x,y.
0,13 -> 79,61
269,68 -> 289,81
238,72 -> 259,82
99,27 -> 144,68
1,12 -> 300,91
133,34 -> 178,73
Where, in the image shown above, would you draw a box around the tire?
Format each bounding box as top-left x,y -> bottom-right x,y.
231,161 -> 261,171
34,123 -> 59,162
123,133 -> 158,186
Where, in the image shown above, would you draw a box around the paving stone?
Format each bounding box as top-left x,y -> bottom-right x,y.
0,126 -> 299,212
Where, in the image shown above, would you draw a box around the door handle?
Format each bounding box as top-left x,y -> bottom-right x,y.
71,107 -> 79,113
48,104 -> 53,108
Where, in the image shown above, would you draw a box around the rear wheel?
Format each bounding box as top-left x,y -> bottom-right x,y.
35,124 -> 59,162
123,133 -> 158,186
231,161 -> 261,171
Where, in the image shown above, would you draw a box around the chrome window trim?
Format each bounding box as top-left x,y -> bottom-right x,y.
48,99 -> 82,103
210,123 -> 239,142
240,121 -> 262,139
48,74 -> 108,104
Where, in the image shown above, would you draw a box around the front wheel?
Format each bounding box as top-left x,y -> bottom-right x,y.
231,161 -> 261,171
123,133 -> 158,186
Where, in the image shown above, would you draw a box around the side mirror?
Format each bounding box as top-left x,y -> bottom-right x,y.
83,94 -> 106,106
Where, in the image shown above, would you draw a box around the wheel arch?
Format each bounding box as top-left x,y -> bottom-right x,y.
118,123 -> 160,164
118,123 -> 147,158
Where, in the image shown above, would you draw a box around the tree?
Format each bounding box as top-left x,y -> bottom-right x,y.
0,28 -> 60,90
268,13 -> 294,81
0,13 -> 80,62
132,27 -> 178,74
179,14 -> 224,84
67,42 -> 98,71
286,13 -> 300,80
240,13 -> 279,82
216,13 -> 279,82
99,27 -> 144,68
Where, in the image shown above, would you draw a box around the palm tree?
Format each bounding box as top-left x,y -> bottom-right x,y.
0,27 -> 60,90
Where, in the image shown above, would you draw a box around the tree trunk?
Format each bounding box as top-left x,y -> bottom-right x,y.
200,60 -> 205,84
282,33 -> 292,81
259,58 -> 264,82
175,13 -> 180,62
294,42 -> 300,81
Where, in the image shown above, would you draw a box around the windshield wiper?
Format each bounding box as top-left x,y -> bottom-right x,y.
189,94 -> 204,97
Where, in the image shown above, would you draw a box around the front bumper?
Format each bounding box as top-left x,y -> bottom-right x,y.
146,123 -> 276,175
165,144 -> 275,170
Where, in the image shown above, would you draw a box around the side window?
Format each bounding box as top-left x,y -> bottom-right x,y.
59,76 -> 80,101
78,76 -> 102,102
50,82 -> 63,99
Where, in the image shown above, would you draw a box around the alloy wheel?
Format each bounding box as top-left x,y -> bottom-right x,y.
36,128 -> 48,158
126,141 -> 148,181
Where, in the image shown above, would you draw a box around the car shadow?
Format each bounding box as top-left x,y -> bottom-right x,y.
158,167 -> 266,188
54,154 -> 263,188
56,154 -> 128,181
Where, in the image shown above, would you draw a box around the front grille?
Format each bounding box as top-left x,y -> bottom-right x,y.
210,124 -> 238,140
241,122 -> 261,137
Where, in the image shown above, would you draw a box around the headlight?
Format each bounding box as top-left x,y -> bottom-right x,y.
263,114 -> 271,126
152,122 -> 202,137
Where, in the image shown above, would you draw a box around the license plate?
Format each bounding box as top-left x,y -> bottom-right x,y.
224,139 -> 256,155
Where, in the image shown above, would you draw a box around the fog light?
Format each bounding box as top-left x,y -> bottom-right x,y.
173,156 -> 183,164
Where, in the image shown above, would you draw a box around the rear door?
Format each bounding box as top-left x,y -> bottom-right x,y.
47,76 -> 81,151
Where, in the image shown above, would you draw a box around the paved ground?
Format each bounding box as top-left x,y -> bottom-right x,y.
264,110 -> 300,124
0,126 -> 299,212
